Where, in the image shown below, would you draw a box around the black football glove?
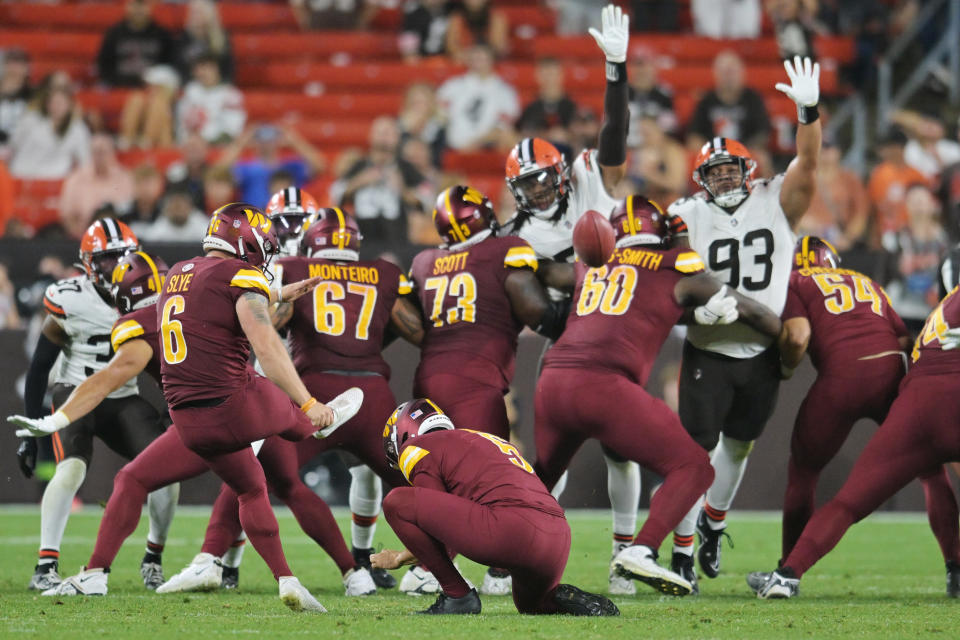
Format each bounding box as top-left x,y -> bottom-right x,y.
17,437 -> 37,479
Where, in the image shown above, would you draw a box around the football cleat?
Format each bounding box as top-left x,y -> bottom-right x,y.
671,552 -> 699,596
756,569 -> 800,599
552,584 -> 620,617
42,567 -> 107,596
696,511 -> 732,578
28,562 -> 62,591
418,588 -> 482,615
140,560 -> 164,591
221,566 -> 239,589
353,547 -> 396,589
746,570 -> 771,594
947,561 -> 960,598
314,387 -> 364,439
156,553 -> 222,594
399,565 -> 441,596
613,545 -> 692,596
343,567 -> 377,596
609,544 -> 637,595
479,567 -> 512,596
279,576 -> 327,613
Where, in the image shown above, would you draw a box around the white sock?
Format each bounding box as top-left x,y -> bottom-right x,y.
348,465 -> 381,550
146,482 -> 179,549
550,470 -> 569,501
704,435 -> 754,522
606,455 -> 640,541
222,533 -> 246,569
673,495 -> 704,556
39,457 -> 87,556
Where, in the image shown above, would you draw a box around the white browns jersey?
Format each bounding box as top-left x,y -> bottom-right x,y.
43,276 -> 138,397
669,174 -> 795,358
505,148 -> 619,263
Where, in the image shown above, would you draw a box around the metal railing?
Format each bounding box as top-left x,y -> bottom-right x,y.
824,92 -> 869,176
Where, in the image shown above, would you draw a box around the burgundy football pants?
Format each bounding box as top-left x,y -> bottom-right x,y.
383,486 -> 571,613
784,373 -> 960,578
414,373 -> 510,438
533,367 -> 714,550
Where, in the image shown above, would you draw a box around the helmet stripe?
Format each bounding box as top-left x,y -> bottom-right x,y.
521,138 -> 533,165
137,251 -> 164,295
424,398 -> 445,415
443,189 -> 466,243
102,217 -> 120,243
801,235 -> 810,269
333,207 -> 347,249
626,196 -> 638,235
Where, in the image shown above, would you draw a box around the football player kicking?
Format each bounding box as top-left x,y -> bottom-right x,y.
750,285 -> 960,599
771,237 -> 960,578
666,56 -> 822,581
21,204 -> 361,613
403,185 -> 563,594
534,196 -> 782,595
159,207 -> 424,595
371,399 -> 620,616
502,3 -> 641,596
10,219 -> 178,592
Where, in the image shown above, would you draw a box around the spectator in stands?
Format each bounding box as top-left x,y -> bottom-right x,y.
0,49 -> 32,152
938,147 -> 960,243
397,83 -> 447,168
118,64 -> 179,150
0,160 -> 13,236
290,0 -> 377,30
97,0 -> 177,88
767,0 -> 818,61
687,50 -> 771,152
177,0 -> 234,85
446,0 -> 510,63
176,53 -> 245,145
568,106 -> 600,156
8,77 -> 90,180
438,44 -> 519,151
798,139 -> 869,251
0,262 -> 21,330
203,165 -> 236,211
630,0 -> 679,32
59,133 -> 134,239
399,137 -> 445,245
166,133 -> 210,211
120,164 -> 165,233
628,113 -> 688,206
692,0 -> 762,38
627,46 -> 676,148
216,122 -> 325,208
517,58 -> 578,144
138,181 -> 210,242
268,169 -> 298,198
331,116 -> 428,245
868,127 -> 928,246
891,109 -> 960,182
399,0 -> 451,62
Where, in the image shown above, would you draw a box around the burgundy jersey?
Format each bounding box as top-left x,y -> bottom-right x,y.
782,267 -> 908,375
277,256 -> 403,379
110,305 -> 162,384
544,247 -> 706,385
398,428 -> 563,517
409,236 -> 538,389
909,286 -> 960,376
159,256 -> 272,407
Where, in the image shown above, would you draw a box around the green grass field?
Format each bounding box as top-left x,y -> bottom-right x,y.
1,507 -> 958,639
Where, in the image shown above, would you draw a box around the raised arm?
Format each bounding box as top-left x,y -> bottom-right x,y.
776,56 -> 822,229
589,4 -> 630,192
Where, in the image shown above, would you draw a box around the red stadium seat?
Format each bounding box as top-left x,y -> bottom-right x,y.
0,31 -> 100,59
12,179 -> 62,233
443,151 -> 506,175
244,92 -> 404,120
117,148 -> 185,172
231,32 -> 399,61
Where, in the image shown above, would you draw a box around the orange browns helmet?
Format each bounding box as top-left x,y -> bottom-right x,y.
505,137 -> 571,221
202,202 -> 279,269
265,187 -> 319,257
794,236 -> 840,270
110,251 -> 169,315
299,207 -> 362,260
383,398 -> 455,470
692,137 -> 757,209
608,196 -> 670,248
80,218 -> 140,292
432,185 -> 497,248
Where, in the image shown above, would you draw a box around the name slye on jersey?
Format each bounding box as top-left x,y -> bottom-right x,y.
508,149 -> 619,263
43,276 -> 137,398
669,174 -> 795,358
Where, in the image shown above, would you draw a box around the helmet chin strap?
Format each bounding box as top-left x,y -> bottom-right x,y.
712,189 -> 748,209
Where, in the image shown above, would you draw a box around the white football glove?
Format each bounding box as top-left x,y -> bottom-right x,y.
588,4 -> 630,64
8,410 -> 71,438
694,285 -> 739,326
775,55 -> 820,107
940,327 -> 960,350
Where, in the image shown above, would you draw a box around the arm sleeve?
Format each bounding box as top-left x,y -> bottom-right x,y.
597,63 -> 629,167
25,334 -> 62,419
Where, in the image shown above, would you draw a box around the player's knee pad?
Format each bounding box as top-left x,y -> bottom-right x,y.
53,457 -> 87,491
718,434 -> 754,463
348,465 -> 382,516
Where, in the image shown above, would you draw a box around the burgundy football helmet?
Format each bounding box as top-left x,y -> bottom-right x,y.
202,202 -> 279,269
383,398 -> 455,469
299,207 -> 363,260
432,185 -> 497,248
110,250 -> 169,314
794,235 -> 840,270
265,187 -> 319,256
80,218 -> 140,292
609,195 -> 669,248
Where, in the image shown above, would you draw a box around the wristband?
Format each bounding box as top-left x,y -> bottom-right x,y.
51,410 -> 71,430
300,397 -> 318,413
797,104 -> 819,125
605,61 -> 627,84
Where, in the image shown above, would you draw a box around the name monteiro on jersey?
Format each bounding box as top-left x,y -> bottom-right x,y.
43,275 -> 137,398
669,174 -> 796,358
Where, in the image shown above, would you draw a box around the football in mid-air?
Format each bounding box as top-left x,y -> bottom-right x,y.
573,210 -> 615,268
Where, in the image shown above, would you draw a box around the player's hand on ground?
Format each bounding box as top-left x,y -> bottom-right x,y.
8,410 -> 70,438
370,549 -> 405,570
588,4 -> 629,63
775,56 -> 820,107
305,402 -> 334,428
276,275 -> 324,305
694,286 -> 739,325
941,327 -> 960,350
16,437 -> 37,479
